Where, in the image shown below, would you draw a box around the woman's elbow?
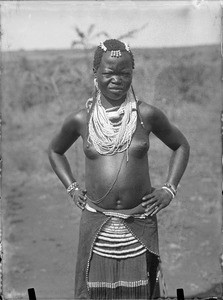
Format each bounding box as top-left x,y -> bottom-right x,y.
182,138 -> 190,157
47,142 -> 56,161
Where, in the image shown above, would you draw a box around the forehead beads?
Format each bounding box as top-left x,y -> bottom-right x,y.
110,50 -> 122,58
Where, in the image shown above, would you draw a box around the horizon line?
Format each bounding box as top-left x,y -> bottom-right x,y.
2,43 -> 219,53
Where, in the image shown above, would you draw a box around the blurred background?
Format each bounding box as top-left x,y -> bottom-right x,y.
2,1 -> 222,299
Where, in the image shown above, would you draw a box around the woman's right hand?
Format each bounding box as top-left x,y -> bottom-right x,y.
69,189 -> 87,210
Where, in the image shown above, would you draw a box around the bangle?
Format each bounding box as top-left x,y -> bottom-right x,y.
163,183 -> 177,196
161,186 -> 175,199
67,182 -> 79,194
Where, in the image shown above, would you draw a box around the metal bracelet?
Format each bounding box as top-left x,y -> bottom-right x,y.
66,182 -> 79,194
161,186 -> 175,199
163,183 -> 177,196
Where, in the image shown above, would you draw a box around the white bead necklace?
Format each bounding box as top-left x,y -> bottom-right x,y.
88,88 -> 137,156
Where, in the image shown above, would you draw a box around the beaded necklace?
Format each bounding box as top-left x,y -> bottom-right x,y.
88,88 -> 137,156
85,86 -> 138,204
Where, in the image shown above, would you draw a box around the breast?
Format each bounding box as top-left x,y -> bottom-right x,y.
83,139 -> 100,159
129,125 -> 150,158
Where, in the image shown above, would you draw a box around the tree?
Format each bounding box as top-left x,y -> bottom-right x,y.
71,24 -> 109,49
71,23 -> 148,49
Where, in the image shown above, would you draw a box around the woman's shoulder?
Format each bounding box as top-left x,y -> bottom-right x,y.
138,100 -> 165,122
62,107 -> 88,134
69,96 -> 94,123
138,100 -> 172,135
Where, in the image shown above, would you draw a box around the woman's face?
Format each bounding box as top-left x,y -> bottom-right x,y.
96,51 -> 133,103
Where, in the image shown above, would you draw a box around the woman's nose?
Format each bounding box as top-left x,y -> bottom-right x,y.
111,75 -> 121,83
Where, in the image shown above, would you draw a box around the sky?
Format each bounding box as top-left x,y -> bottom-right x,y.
1,0 -> 221,51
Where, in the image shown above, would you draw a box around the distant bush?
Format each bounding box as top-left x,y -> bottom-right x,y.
8,147 -> 37,175
3,45 -> 219,119
4,54 -> 94,112
2,45 -> 220,185
18,73 -> 56,110
154,62 -> 210,105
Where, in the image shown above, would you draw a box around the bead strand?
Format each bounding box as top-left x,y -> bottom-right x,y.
88,88 -> 137,155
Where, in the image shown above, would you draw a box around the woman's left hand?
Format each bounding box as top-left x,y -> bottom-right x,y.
70,189 -> 87,210
142,188 -> 173,216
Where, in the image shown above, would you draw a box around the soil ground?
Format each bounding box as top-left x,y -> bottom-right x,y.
2,46 -> 222,299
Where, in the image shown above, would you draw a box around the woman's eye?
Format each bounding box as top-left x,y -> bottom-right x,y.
103,73 -> 130,76
120,73 -> 131,78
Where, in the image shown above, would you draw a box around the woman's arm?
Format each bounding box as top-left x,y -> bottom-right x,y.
48,111 -> 84,189
48,110 -> 88,209
151,107 -> 190,188
142,105 -> 190,215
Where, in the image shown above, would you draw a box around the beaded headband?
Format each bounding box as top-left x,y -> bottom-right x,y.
99,41 -> 131,58
111,50 -> 121,58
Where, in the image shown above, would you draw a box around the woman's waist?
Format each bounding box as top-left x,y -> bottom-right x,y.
85,185 -> 152,210
86,185 -> 151,207
85,198 -> 146,216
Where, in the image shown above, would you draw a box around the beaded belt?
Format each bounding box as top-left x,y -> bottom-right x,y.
93,217 -> 146,259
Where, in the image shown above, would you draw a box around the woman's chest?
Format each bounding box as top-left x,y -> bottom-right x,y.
130,126 -> 150,157
83,121 -> 150,159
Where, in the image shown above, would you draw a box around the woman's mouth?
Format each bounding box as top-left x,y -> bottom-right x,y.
109,86 -> 123,91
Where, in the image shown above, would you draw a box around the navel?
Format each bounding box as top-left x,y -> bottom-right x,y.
116,199 -> 122,206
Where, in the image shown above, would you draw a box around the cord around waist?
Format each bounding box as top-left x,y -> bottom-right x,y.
85,201 -> 148,219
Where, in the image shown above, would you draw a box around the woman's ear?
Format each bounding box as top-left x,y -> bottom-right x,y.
94,77 -> 99,90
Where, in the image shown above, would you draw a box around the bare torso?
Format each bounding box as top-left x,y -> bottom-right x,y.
48,98 -> 189,212
48,46 -> 189,215
82,114 -> 152,210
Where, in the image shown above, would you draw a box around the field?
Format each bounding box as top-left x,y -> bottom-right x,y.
2,45 -> 222,299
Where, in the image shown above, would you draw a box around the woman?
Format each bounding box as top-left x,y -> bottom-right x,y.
48,39 -> 190,299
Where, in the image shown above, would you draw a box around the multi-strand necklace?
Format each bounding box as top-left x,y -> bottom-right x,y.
88,88 -> 137,156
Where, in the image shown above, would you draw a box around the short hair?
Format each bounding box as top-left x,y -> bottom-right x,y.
93,39 -> 135,72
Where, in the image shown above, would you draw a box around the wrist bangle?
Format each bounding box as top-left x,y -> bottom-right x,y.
163,183 -> 177,196
161,186 -> 175,199
67,182 -> 79,194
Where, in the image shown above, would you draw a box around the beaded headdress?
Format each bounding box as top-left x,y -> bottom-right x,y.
93,39 -> 135,71
99,41 -> 131,58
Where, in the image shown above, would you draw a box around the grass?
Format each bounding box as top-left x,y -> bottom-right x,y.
2,44 -> 222,298
2,45 -> 220,186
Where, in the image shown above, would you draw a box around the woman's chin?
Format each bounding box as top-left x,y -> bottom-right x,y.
107,90 -> 127,101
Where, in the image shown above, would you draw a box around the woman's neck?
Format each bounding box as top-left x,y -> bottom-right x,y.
100,93 -> 127,109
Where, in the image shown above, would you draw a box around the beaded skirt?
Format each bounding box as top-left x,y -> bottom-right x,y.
88,217 -> 158,299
